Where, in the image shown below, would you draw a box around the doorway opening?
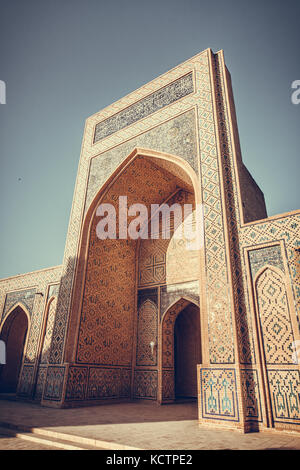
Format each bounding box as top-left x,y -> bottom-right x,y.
0,305 -> 28,393
174,303 -> 201,401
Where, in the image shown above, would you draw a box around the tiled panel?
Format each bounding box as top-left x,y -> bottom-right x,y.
200,368 -> 239,421
249,245 -> 284,278
94,73 -> 194,143
2,288 -> 36,321
133,370 -> 158,400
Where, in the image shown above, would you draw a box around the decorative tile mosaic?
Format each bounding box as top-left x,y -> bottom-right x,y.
240,369 -> 262,421
160,281 -> 199,319
86,367 -> 131,400
47,284 -> 60,300
40,297 -> 57,364
136,299 -> 158,366
256,268 -> 295,365
201,368 -> 239,421
65,366 -> 88,401
17,364 -> 34,398
0,267 -> 62,399
2,288 -> 36,321
87,111 -> 199,215
242,215 -> 300,328
34,365 -> 47,401
198,53 -> 235,364
249,245 -> 284,278
43,366 -> 66,401
162,370 -> 175,401
133,370 -> 158,399
94,73 -> 194,143
268,370 -> 300,423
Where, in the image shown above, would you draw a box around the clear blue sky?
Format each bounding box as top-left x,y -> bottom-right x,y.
0,0 -> 299,278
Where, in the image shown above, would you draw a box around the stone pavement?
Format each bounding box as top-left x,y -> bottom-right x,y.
0,428 -> 63,450
0,399 -> 300,450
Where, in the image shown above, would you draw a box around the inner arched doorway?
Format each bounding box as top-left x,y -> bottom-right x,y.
0,305 -> 29,393
174,303 -> 201,399
160,298 -> 201,403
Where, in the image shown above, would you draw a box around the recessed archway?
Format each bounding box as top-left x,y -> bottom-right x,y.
160,297 -> 201,403
174,302 -> 201,400
64,148 -> 204,405
0,305 -> 29,393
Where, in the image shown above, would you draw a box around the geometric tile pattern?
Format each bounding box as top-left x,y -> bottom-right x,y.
136,299 -> 158,366
268,370 -> 300,423
242,216 -> 300,331
2,288 -> 36,322
249,245 -> 284,278
40,297 -> 57,365
133,370 -> 158,399
200,368 -> 239,421
240,369 -> 262,422
49,259 -> 75,364
138,189 -> 199,288
75,233 -> 136,366
197,53 -> 235,364
212,53 -> 257,367
87,111 -> 199,216
34,365 -> 47,402
210,52 -> 300,431
138,238 -> 168,287
17,364 -> 34,398
87,367 -> 131,400
256,268 -> 295,364
162,370 -> 175,401
0,267 -> 62,373
65,366 -> 88,401
43,366 -> 66,402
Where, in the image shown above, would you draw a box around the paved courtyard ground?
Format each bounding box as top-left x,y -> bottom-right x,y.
0,399 -> 300,450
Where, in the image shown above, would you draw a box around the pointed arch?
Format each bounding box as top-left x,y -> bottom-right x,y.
60,146 -> 207,405
159,296 -> 201,402
254,264 -> 285,285
0,304 -> 30,393
0,302 -> 31,335
160,295 -> 199,325
160,296 -> 200,369
84,147 -> 201,224
64,147 -> 204,364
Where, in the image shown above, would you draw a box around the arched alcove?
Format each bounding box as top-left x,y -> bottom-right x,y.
174,302 -> 201,399
0,305 -> 29,393
160,297 -> 201,402
64,148 -> 204,403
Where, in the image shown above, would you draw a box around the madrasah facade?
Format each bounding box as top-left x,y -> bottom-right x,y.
0,48 -> 299,434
